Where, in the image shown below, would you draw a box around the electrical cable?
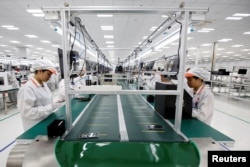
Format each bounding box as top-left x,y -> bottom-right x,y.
173,19 -> 182,78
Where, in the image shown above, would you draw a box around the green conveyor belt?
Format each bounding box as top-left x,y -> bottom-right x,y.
64,95 -> 120,141
55,140 -> 200,167
120,94 -> 184,142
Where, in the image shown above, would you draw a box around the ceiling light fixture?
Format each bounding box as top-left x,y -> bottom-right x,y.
101,26 -> 113,30
233,13 -> 250,17
26,9 -> 43,13
106,41 -> 114,44
32,13 -> 45,17
9,41 -> 20,43
25,35 -> 38,38
7,27 -> 19,30
97,14 -> 113,17
225,17 -> 242,20
104,35 -> 114,39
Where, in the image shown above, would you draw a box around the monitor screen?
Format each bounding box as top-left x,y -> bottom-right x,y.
238,69 -> 247,75
154,82 -> 192,119
58,48 -> 64,79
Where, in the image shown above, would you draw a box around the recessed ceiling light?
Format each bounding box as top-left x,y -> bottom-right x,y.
106,41 -> 114,44
101,26 -> 113,31
25,35 -> 38,38
9,40 -> 20,43
226,52 -> 234,54
241,49 -> 250,51
32,13 -> 45,17
217,48 -> 225,50
225,17 -> 242,20
107,45 -> 114,48
201,43 -> 212,46
142,36 -> 148,39
218,39 -> 232,42
4,50 -> 12,52
7,27 -> 19,30
231,45 -> 244,47
201,28 -> 215,31
197,30 -> 210,33
25,45 -> 33,47
97,14 -> 113,17
104,35 -> 114,39
52,44 -> 60,47
1,25 -> 14,28
161,15 -> 169,18
41,40 -> 51,43
233,13 -> 250,17
188,47 -> 197,50
26,9 -> 43,14
243,32 -> 250,34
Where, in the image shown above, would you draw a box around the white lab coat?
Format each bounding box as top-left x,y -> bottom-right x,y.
73,74 -> 93,87
17,77 -> 54,130
146,73 -> 161,90
189,84 -> 214,125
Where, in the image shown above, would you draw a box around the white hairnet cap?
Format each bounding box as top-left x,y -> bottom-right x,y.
185,67 -> 210,81
31,59 -> 56,74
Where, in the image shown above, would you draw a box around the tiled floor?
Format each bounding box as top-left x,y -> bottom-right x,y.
0,91 -> 250,167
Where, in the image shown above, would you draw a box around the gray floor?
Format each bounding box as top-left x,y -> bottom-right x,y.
0,90 -> 250,167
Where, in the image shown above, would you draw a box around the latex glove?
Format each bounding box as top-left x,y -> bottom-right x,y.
52,102 -> 64,109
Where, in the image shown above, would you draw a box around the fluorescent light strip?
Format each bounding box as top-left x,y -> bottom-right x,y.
243,32 -> 250,34
32,13 -> 45,17
233,13 -> 250,17
106,41 -> 114,44
9,41 -> 20,43
25,35 -> 38,38
101,26 -> 113,30
97,14 -> 113,17
225,17 -> 242,20
26,9 -> 43,13
104,35 -> 114,39
1,25 -> 14,28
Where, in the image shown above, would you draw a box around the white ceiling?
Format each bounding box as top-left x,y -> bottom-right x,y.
0,0 -> 250,66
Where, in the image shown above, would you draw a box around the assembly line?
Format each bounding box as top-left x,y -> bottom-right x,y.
1,2 -> 250,167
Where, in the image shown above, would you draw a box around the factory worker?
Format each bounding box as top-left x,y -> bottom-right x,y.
146,69 -> 161,90
17,59 -> 64,130
185,67 -> 214,125
73,68 -> 93,87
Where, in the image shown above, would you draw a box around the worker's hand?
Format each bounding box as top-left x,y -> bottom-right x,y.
52,102 -> 64,109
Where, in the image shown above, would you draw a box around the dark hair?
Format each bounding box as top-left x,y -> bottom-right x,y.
193,76 -> 203,82
34,69 -> 49,74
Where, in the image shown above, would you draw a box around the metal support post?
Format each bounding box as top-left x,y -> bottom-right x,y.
174,10 -> 189,132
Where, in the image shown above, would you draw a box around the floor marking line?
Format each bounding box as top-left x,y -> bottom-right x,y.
214,108 -> 250,124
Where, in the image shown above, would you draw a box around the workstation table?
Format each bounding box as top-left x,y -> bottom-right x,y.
0,87 -> 18,114
8,85 -> 234,167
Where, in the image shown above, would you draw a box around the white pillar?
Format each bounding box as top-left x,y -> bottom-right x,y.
195,46 -> 200,66
15,47 -> 31,59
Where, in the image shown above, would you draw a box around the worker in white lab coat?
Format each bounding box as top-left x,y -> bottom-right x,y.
146,69 -> 161,90
185,67 -> 214,125
17,59 -> 64,130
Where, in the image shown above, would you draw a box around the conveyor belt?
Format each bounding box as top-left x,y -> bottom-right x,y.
120,94 -> 185,142
65,95 -> 120,141
63,81 -> 185,142
55,140 -> 200,167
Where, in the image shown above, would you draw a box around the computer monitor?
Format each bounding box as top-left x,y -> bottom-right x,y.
238,69 -> 247,75
154,82 -> 192,119
58,48 -> 64,79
